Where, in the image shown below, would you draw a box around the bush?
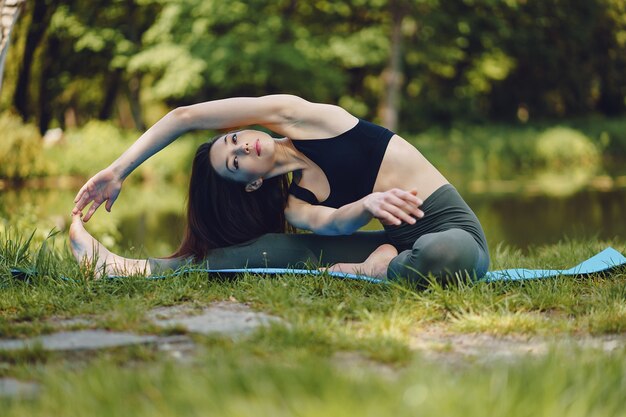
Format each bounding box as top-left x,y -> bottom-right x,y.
44,120 -> 133,177
0,113 -> 47,180
402,120 -> 614,192
534,127 -> 600,169
44,120 -> 202,183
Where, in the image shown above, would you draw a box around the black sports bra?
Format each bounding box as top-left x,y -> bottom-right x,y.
289,119 -> 394,209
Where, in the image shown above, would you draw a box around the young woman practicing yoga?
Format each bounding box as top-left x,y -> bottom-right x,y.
71,94 -> 490,285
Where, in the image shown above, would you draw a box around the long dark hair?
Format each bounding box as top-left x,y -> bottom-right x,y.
170,137 -> 294,260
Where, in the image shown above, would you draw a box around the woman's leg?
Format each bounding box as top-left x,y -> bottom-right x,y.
149,233 -> 320,274
325,229 -> 488,282
69,213 -> 151,277
72,207 -> 486,286
149,231 -> 392,274
387,228 -> 488,287
375,184 -> 491,286
71,214 -> 391,279
71,209 -> 393,278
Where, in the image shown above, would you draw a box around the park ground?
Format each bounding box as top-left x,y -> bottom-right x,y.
1,234 -> 625,416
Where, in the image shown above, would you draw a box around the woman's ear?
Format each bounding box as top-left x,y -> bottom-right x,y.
245,178 -> 263,192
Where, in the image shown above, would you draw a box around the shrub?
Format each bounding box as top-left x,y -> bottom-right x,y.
44,120 -> 133,177
44,120 -> 202,183
534,127 -> 600,169
0,113 -> 47,180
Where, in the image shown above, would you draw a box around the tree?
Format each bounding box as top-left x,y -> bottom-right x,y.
3,0 -> 625,132
0,0 -> 26,95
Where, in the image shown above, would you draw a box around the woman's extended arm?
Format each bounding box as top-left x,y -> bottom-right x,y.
74,95 -> 352,221
72,108 -> 192,220
91,94 -> 350,182
285,189 -> 424,235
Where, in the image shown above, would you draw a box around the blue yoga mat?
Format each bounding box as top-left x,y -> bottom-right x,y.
143,246 -> 626,283
9,247 -> 625,284
482,247 -> 626,282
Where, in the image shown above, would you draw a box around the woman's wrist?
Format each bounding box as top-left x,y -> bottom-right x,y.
359,198 -> 375,224
109,160 -> 130,181
361,193 -> 376,217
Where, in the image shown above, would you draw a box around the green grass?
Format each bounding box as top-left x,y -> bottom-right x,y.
1,232 -> 625,340
1,231 -> 625,416
2,344 -> 626,416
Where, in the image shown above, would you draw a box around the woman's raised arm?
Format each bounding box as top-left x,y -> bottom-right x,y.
177,94 -> 356,138
73,94 -> 354,221
73,96 -> 288,220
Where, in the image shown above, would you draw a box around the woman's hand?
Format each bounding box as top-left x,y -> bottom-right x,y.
363,189 -> 424,226
72,167 -> 124,222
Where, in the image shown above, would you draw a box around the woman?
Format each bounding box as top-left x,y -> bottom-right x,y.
71,94 -> 489,285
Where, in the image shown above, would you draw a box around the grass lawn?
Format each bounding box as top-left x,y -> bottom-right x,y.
1,232 -> 625,416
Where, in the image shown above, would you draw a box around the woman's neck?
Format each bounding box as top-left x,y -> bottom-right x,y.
265,137 -> 311,178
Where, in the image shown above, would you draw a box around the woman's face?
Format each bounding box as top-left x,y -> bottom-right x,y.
209,130 -> 276,185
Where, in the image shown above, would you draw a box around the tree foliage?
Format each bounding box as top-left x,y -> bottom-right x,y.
2,0 -> 626,133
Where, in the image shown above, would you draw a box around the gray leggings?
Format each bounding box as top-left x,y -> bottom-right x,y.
150,185 -> 490,286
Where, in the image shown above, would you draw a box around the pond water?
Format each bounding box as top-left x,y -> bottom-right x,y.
1,182 -> 625,257
466,188 -> 626,249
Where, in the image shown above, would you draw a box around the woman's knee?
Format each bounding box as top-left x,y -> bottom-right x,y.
419,230 -> 478,272
388,229 -> 480,285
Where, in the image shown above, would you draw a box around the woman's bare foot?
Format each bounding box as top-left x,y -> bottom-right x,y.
325,244 -> 398,279
69,213 -> 149,278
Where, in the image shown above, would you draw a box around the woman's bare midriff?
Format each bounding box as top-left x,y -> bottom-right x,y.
373,135 -> 449,202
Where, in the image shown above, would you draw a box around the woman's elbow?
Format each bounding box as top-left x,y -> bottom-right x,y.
169,105 -> 215,132
169,106 -> 194,126
311,222 -> 352,236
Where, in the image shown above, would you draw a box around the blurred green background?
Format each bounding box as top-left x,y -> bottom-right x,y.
1,0 -> 626,256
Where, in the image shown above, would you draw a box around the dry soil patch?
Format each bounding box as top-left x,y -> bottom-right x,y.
410,325 -> 626,364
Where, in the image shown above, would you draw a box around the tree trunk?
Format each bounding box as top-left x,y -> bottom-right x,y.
124,0 -> 144,130
0,0 -> 26,95
13,0 -> 55,122
127,73 -> 145,130
99,68 -> 122,120
37,34 -> 60,133
378,1 -> 404,131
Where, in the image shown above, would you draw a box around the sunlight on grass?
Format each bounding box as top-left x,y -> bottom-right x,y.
585,302 -> 626,334
1,230 -> 625,415
449,310 -> 572,335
